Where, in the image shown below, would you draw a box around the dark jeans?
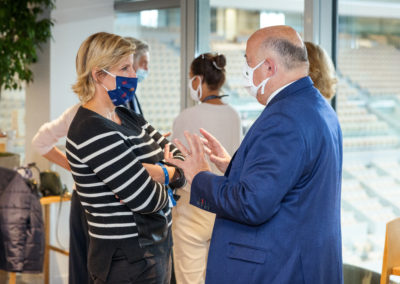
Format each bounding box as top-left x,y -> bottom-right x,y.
92,249 -> 172,284
69,190 -> 92,284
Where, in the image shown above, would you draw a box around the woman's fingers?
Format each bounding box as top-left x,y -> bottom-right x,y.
115,194 -> 125,204
164,144 -> 171,160
165,156 -> 184,169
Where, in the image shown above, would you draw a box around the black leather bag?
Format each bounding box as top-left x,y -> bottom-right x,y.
16,163 -> 67,197
39,170 -> 67,196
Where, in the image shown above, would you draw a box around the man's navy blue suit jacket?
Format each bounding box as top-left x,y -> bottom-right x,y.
191,76 -> 343,284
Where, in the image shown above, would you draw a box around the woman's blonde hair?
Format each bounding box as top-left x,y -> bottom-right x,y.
72,32 -> 135,103
305,41 -> 338,100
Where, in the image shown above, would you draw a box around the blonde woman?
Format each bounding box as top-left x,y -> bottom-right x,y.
66,32 -> 184,283
305,41 -> 338,100
32,36 -> 157,284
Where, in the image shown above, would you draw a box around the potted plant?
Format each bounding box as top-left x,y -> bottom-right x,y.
0,0 -> 54,93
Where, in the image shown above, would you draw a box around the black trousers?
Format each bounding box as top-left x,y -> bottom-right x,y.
92,248 -> 172,284
69,190 -> 92,284
69,190 -> 174,284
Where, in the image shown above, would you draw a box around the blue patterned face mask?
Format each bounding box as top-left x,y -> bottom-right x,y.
102,69 -> 138,106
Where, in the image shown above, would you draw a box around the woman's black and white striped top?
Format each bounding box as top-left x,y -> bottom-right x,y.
66,106 -> 184,240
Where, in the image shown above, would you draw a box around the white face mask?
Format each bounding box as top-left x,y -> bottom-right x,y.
188,76 -> 202,102
242,59 -> 272,98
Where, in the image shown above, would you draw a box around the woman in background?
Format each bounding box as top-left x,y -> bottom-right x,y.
305,41 -> 338,100
171,53 -> 241,284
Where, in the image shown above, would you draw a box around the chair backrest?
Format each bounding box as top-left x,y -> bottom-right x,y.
381,217 -> 400,284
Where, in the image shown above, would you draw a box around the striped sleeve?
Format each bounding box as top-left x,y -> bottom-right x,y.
142,122 -> 185,161
66,129 -> 168,214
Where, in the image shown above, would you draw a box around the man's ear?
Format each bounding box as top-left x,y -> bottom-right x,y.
264,58 -> 276,76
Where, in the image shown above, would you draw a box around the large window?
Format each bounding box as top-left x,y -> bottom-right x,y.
0,89 -> 25,158
114,7 -> 181,134
207,1 -> 304,133
337,0 -> 400,273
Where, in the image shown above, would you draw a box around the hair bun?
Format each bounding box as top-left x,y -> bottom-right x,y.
213,53 -> 226,70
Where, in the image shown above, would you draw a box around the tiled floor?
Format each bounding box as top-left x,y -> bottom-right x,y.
0,270 -> 43,284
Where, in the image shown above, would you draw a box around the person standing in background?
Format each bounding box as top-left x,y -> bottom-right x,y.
305,41 -> 338,100
171,53 -> 241,284
166,25 -> 343,284
31,36 -> 153,284
124,37 -> 150,115
32,103 -> 90,284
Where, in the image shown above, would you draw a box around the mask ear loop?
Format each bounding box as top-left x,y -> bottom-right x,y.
100,69 -> 115,92
102,69 -> 116,78
101,84 -> 109,92
259,78 -> 270,95
196,76 -> 202,101
259,64 -> 277,95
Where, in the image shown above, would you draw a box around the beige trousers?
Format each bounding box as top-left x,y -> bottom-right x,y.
172,190 -> 216,284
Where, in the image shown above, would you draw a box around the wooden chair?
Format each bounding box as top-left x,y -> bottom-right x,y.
381,217 -> 400,284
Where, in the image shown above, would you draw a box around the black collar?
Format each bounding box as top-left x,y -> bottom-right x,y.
201,94 -> 228,103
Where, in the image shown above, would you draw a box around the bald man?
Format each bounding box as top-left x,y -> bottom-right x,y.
167,25 -> 343,283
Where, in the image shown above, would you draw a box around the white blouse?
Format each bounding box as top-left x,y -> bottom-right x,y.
32,104 -> 80,155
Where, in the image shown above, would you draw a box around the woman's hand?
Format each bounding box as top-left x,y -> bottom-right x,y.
163,144 -> 176,181
142,163 -> 174,184
43,147 -> 71,171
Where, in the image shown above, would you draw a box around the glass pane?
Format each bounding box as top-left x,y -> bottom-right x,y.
337,0 -> 400,273
207,1 -> 304,134
114,8 -> 181,134
0,90 -> 25,158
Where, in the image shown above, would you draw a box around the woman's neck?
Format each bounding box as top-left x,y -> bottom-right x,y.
83,91 -> 121,124
201,89 -> 224,105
